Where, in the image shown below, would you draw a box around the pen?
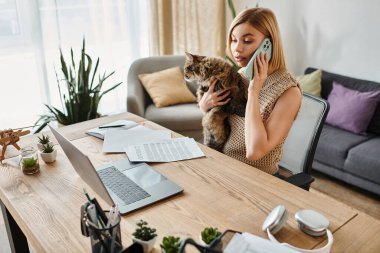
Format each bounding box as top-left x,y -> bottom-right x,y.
83,188 -> 92,203
83,188 -> 106,228
98,124 -> 125,129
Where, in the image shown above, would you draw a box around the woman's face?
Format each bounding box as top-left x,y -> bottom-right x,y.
230,22 -> 266,67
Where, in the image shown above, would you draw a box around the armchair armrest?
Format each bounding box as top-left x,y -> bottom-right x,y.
127,63 -> 147,117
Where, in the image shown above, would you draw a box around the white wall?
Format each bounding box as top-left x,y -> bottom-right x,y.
227,0 -> 380,82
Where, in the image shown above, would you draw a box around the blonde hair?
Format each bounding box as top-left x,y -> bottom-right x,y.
227,8 -> 286,71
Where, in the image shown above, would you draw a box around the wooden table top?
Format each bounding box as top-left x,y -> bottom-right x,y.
0,112 -> 379,253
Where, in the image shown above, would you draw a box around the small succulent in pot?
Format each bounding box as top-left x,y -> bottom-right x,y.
40,142 -> 57,163
160,236 -> 181,253
132,220 -> 157,253
37,133 -> 52,151
200,227 -> 221,246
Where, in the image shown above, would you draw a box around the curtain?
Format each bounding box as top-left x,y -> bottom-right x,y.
148,0 -> 226,57
0,0 -> 149,129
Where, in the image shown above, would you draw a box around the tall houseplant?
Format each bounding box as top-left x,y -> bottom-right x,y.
34,39 -> 122,133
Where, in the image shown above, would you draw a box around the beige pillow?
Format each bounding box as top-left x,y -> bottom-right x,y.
296,69 -> 322,97
138,67 -> 196,108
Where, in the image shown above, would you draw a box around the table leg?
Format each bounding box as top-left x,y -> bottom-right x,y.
0,199 -> 30,253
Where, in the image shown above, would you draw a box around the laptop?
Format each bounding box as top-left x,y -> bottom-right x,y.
49,125 -> 183,214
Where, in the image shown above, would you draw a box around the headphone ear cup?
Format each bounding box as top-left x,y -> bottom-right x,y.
295,209 -> 330,237
271,208 -> 288,234
262,204 -> 288,235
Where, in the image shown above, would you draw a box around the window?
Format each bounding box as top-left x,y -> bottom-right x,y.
0,0 -> 149,130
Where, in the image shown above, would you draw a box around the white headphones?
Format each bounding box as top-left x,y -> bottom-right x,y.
262,205 -> 333,253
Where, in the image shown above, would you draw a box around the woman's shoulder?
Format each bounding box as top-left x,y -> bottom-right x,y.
267,69 -> 299,89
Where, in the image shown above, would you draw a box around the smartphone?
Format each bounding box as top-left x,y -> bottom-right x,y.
244,38 -> 272,81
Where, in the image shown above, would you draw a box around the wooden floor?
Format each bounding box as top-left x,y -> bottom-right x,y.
1,171 -> 379,252
310,171 -> 380,220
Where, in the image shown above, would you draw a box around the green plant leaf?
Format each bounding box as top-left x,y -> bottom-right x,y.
60,49 -> 69,79
99,82 -> 122,98
90,58 -> 100,91
33,37 -> 121,132
227,0 -> 237,18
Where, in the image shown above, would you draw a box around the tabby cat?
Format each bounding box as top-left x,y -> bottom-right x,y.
184,52 -> 247,151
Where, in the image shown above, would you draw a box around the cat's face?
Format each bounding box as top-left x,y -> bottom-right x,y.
184,52 -> 209,82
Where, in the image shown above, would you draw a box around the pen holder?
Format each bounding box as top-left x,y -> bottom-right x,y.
87,211 -> 123,253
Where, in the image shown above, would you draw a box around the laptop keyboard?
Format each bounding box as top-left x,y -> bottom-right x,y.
98,166 -> 151,205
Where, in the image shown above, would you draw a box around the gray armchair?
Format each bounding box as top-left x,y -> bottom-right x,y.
127,55 -> 203,141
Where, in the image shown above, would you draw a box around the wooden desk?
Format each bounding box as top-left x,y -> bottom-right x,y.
0,112 -> 379,252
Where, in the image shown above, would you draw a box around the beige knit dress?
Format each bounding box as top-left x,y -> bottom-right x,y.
222,68 -> 300,174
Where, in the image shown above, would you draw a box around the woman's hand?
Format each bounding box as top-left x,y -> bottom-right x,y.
199,79 -> 231,114
249,52 -> 269,95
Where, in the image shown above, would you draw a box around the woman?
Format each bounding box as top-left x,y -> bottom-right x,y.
199,8 -> 302,175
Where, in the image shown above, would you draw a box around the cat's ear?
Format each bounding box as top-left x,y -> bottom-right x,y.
185,52 -> 205,62
185,52 -> 194,61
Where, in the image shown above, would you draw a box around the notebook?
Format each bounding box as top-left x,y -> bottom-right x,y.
49,125 -> 183,214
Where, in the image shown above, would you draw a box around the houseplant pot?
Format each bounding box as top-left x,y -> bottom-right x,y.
132,236 -> 156,253
40,143 -> 57,163
132,220 -> 157,253
20,146 -> 40,175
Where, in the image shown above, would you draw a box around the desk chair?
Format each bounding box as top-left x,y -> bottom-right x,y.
279,93 -> 330,191
127,55 -> 203,141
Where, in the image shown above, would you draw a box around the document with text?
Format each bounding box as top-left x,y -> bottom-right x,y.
125,137 -> 205,162
102,126 -> 171,153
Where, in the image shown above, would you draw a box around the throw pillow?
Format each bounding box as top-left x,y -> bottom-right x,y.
138,67 -> 196,108
296,69 -> 322,97
326,81 -> 380,135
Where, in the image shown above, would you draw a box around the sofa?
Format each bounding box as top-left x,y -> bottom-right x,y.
306,68 -> 380,195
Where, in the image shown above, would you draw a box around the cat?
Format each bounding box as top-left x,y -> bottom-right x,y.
184,52 -> 247,151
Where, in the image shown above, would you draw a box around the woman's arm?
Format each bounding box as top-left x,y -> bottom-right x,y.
244,53 -> 302,160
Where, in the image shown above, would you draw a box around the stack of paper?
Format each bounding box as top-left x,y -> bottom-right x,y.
125,137 -> 204,162
86,120 -> 205,162
102,126 -> 171,153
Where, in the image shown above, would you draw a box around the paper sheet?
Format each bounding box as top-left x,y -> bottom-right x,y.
125,137 -> 205,162
102,126 -> 171,153
224,233 -> 300,253
86,120 -> 139,139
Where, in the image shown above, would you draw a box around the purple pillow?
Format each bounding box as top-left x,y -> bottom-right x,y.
326,82 -> 380,135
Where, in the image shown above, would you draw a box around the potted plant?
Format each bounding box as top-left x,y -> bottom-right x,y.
20,146 -> 40,175
199,227 -> 221,246
37,133 -> 53,151
33,38 -> 122,133
40,143 -> 57,163
132,220 -> 157,253
160,236 -> 181,253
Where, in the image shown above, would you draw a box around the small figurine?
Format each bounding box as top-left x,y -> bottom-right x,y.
0,129 -> 30,162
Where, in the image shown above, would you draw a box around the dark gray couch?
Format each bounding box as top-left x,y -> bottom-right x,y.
306,68 -> 380,195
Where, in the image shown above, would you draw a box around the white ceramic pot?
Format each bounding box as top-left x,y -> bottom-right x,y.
132,236 -> 156,253
37,141 -> 54,151
40,149 -> 57,163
